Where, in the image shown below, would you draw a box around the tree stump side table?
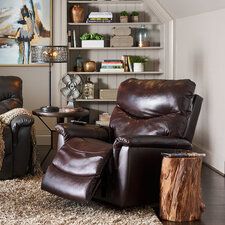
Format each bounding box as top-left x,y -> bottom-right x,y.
160,153 -> 205,222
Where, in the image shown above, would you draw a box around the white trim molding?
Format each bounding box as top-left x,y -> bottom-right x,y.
145,0 -> 174,79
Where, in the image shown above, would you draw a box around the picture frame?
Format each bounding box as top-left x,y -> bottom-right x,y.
0,0 -> 53,66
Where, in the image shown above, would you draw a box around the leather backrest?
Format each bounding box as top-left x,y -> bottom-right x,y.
110,78 -> 196,138
183,94 -> 203,141
0,76 -> 23,114
117,78 -> 195,118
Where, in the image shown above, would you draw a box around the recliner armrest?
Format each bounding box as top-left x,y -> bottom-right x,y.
114,136 -> 192,150
55,123 -> 112,142
11,114 -> 34,131
10,114 -> 34,145
112,136 -> 192,168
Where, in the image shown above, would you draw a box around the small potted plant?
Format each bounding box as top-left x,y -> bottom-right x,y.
120,11 -> 129,23
131,56 -> 148,72
80,33 -> 104,48
131,11 -> 139,22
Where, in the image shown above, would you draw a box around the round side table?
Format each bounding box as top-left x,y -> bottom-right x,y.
32,107 -> 89,166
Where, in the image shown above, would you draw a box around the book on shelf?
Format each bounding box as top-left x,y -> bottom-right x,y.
101,66 -> 123,69
100,68 -> 124,72
88,18 -> 112,21
102,63 -> 123,65
128,56 -> 133,72
102,63 -> 123,67
103,59 -> 123,62
68,30 -> 71,47
72,30 -> 76,47
88,12 -> 113,19
87,19 -> 112,23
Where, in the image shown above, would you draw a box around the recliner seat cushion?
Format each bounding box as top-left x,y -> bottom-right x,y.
42,137 -> 113,203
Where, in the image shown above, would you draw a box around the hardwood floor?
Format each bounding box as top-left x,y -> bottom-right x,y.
37,146 -> 225,225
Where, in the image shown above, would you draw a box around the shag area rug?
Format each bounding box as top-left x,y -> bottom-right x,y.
0,175 -> 162,225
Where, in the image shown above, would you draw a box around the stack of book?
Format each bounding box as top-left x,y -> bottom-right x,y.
87,12 -> 113,23
100,60 -> 124,73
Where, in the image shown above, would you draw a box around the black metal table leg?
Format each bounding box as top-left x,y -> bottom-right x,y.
36,116 -> 55,166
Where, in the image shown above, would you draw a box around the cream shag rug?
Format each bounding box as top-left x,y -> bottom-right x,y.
0,176 -> 162,225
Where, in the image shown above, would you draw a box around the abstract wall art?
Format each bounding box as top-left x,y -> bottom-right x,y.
0,0 -> 52,65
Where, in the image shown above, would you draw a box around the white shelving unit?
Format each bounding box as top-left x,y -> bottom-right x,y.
69,46 -> 162,50
68,1 -> 144,4
68,71 -> 163,75
67,0 -> 166,122
76,99 -> 116,102
68,22 -> 160,26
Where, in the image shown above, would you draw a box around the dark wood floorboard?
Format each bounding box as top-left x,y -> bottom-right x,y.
37,146 -> 225,225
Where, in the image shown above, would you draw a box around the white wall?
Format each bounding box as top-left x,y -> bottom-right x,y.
157,0 -> 225,18
0,0 -> 67,144
175,8 -> 225,174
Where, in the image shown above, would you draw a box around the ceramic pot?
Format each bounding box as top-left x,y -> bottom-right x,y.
83,61 -> 96,72
133,63 -> 144,72
120,16 -> 128,23
131,15 -> 139,22
71,5 -> 85,23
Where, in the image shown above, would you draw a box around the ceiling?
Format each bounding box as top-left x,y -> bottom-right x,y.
157,0 -> 225,18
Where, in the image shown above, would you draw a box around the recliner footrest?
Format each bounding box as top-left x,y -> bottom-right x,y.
41,137 -> 113,203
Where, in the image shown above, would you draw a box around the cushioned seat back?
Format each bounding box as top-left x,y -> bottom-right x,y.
110,78 -> 196,138
0,76 -> 23,114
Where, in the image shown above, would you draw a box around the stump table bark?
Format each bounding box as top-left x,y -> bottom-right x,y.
160,154 -> 205,222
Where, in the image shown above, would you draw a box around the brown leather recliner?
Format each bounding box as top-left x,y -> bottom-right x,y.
42,78 -> 203,207
0,76 -> 34,180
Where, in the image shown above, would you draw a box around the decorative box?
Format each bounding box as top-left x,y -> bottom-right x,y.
99,89 -> 118,100
112,27 -> 131,36
81,40 -> 104,48
110,35 -> 133,47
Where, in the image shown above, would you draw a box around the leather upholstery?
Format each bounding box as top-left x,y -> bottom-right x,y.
0,76 -> 23,114
113,136 -> 192,150
117,79 -> 195,118
42,138 -> 112,202
42,78 -> 203,207
110,78 -> 196,138
183,94 -> 203,141
56,123 -> 111,143
0,76 -> 34,180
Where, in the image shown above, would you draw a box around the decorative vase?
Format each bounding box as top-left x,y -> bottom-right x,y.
136,25 -> 150,47
120,16 -> 128,23
131,15 -> 139,22
71,5 -> 85,23
83,77 -> 94,99
83,61 -> 96,72
75,55 -> 83,72
133,63 -> 144,72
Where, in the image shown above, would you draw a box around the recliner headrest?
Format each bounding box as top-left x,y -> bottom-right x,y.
117,78 -> 196,118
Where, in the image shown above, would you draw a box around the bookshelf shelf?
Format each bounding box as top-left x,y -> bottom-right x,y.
76,99 -> 116,102
68,22 -> 161,26
68,71 -> 163,75
69,47 -> 162,50
68,1 -> 143,5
